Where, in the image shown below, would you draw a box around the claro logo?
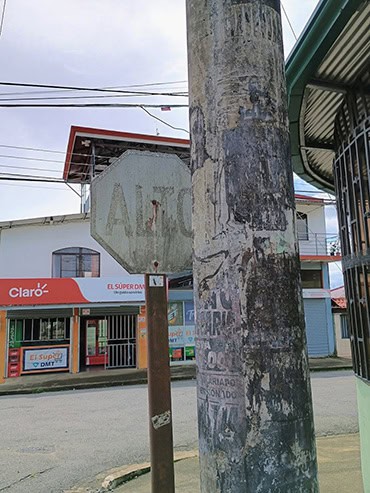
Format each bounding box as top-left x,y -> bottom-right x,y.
9,282 -> 49,298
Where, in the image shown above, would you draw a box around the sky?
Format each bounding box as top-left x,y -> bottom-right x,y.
0,0 -> 342,286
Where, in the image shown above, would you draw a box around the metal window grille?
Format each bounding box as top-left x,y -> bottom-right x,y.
10,317 -> 71,343
296,212 -> 309,240
105,315 -> 137,369
340,314 -> 350,339
52,247 -> 100,278
334,115 -> 370,381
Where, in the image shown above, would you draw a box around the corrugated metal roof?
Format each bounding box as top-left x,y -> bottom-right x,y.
286,0 -> 370,192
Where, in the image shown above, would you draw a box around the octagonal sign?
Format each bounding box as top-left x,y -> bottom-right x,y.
91,150 -> 192,274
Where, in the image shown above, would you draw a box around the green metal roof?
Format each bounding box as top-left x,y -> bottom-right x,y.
286,0 -> 370,192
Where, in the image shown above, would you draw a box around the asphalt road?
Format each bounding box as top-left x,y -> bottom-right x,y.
0,370 -> 358,493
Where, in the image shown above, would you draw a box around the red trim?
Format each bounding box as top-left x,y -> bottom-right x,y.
295,194 -> 324,203
63,125 -> 190,180
0,278 -> 88,306
86,355 -> 107,366
63,127 -> 78,180
330,285 -> 345,293
300,255 -> 342,261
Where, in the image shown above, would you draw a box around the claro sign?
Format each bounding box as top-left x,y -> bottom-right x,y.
0,277 -> 145,306
9,282 -> 49,299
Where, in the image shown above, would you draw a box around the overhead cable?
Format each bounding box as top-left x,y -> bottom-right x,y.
140,107 -> 189,134
0,0 -> 6,38
0,102 -> 188,108
281,1 -> 298,41
0,79 -> 188,97
0,80 -> 187,98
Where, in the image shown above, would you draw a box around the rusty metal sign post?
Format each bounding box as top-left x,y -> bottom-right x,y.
145,273 -> 175,493
91,150 -> 192,493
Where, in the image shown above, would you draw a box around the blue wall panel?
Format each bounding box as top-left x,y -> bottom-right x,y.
304,298 -> 330,357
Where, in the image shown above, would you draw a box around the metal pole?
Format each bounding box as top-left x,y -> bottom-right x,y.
145,273 -> 175,493
186,1 -> 319,491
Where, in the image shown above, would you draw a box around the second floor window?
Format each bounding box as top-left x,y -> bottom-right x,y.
300,269 -> 323,289
297,212 -> 309,240
52,247 -> 100,278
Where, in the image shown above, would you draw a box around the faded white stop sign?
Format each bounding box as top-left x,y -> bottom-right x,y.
91,150 -> 192,274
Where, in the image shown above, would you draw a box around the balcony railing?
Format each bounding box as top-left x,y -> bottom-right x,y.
298,233 -> 341,257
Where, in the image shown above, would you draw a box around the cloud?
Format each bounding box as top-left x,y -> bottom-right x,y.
0,0 -> 321,221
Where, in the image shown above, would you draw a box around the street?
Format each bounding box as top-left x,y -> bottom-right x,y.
0,370 -> 358,493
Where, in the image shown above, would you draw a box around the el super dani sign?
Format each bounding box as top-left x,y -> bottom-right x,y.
22,346 -> 69,373
0,277 -> 145,306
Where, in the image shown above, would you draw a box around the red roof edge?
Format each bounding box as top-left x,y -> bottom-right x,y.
63,125 -> 190,180
294,193 -> 324,203
63,126 -> 78,180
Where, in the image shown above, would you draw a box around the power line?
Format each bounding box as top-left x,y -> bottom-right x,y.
0,143 -> 65,154
140,107 -> 189,135
0,163 -> 61,173
0,80 -> 188,98
0,91 -> 188,103
0,81 -> 187,98
0,102 -> 188,108
0,0 -> 7,38
281,1 -> 298,41
0,153 -> 64,164
0,174 -> 65,183
0,182 -> 73,191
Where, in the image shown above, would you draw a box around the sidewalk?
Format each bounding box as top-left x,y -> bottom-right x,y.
0,357 -> 353,396
113,434 -> 363,493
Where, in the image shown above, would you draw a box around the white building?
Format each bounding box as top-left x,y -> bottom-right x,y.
0,128 -> 340,383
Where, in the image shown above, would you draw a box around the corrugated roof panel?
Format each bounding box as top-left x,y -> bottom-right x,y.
318,4 -> 370,84
305,90 -> 343,142
306,149 -> 335,181
286,0 -> 370,191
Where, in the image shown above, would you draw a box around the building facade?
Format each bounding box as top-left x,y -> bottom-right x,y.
0,189 -> 338,382
0,212 -> 196,380
286,0 -> 370,488
331,286 -> 350,359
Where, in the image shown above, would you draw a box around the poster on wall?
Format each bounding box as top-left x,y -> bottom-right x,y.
22,346 -> 69,373
184,326 -> 195,345
168,302 -> 184,326
169,326 -> 185,346
184,301 -> 195,325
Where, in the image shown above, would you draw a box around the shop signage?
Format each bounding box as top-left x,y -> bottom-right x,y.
22,346 -> 69,373
168,325 -> 195,346
0,276 -> 145,307
168,302 -> 184,326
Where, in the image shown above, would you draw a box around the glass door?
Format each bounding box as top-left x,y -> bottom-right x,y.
85,319 -> 107,366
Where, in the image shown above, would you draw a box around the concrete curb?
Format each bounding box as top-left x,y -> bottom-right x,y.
0,372 -> 196,397
0,362 -> 352,397
102,451 -> 199,490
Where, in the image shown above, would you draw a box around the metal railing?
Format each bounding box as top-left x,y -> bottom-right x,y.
106,342 -> 136,369
298,233 -> 341,256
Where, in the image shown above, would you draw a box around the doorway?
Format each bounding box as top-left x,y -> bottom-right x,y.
80,315 -> 137,370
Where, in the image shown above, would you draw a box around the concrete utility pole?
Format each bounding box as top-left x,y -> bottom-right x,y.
186,1 -> 319,491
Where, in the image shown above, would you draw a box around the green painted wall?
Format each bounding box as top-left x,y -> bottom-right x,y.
357,377 -> 370,492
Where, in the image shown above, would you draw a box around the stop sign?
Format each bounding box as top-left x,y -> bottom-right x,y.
91,150 -> 192,274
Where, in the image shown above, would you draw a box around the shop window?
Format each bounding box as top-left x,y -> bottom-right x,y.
340,314 -> 350,339
12,317 -> 71,343
168,301 -> 195,363
301,269 -> 323,289
297,212 -> 309,240
52,247 -> 100,278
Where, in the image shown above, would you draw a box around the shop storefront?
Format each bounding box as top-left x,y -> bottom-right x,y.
168,300 -> 195,364
0,277 -> 145,380
0,277 -> 196,382
7,308 -> 73,377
